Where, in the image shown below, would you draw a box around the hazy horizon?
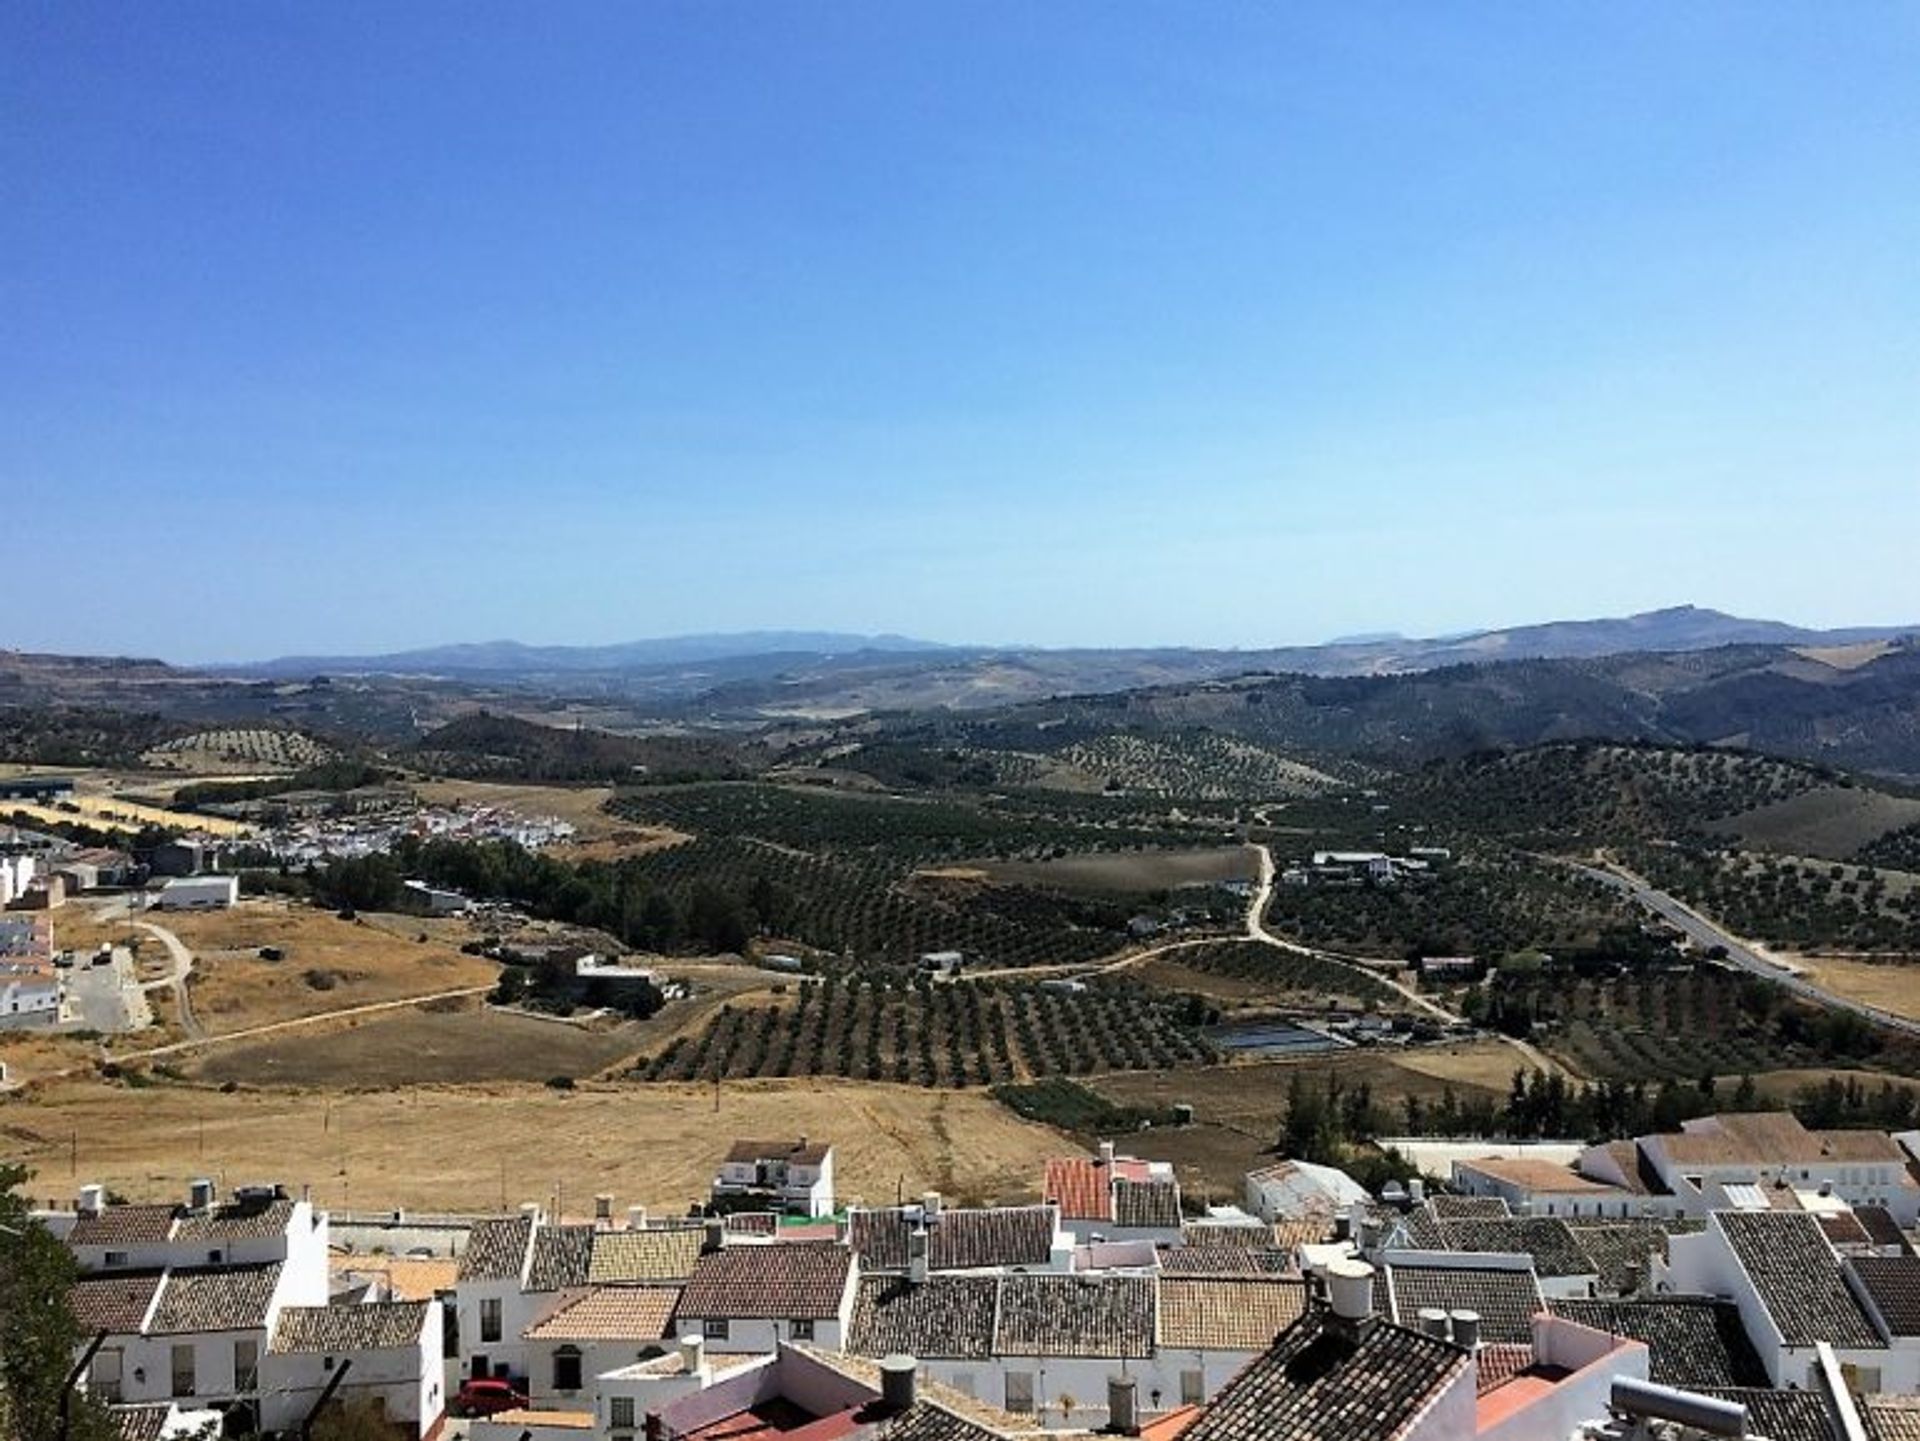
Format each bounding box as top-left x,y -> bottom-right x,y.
7,5 -> 1917,658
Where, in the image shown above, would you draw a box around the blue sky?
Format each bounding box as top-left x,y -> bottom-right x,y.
6,4 -> 1917,661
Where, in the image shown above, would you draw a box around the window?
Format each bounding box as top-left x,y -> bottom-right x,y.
480,1297 -> 502,1344
790,1318 -> 814,1341
554,1346 -> 584,1393
208,1249 -> 223,1265
103,1251 -> 128,1268
612,1398 -> 637,1429
171,1344 -> 196,1397
1180,1370 -> 1205,1406
93,1349 -> 124,1405
234,1339 -> 258,1391
1005,1373 -> 1034,1414
703,1318 -> 731,1341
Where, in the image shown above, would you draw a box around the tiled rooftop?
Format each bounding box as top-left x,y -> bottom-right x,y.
1157,1276 -> 1307,1351
850,1205 -> 1057,1272
1565,1220 -> 1672,1294
521,1285 -> 680,1341
589,1227 -> 703,1283
68,1205 -> 178,1248
1159,1246 -> 1262,1276
1699,1388 -> 1838,1441
149,1263 -> 281,1333
1425,1195 -> 1511,1220
1043,1155 -> 1148,1222
110,1405 -> 174,1441
1181,1306 -> 1470,1441
272,1301 -> 428,1352
1431,1216 -> 1593,1278
526,1223 -> 596,1291
68,1269 -> 164,1334
1864,1395 -> 1920,1441
992,1273 -> 1154,1359
1113,1178 -> 1182,1229
174,1197 -> 295,1242
1717,1210 -> 1883,1349
1182,1222 -> 1271,1250
847,1274 -> 998,1360
1548,1297 -> 1768,1388
1849,1255 -> 1920,1336
457,1216 -> 533,1282
1383,1262 -> 1543,1345
678,1242 -> 852,1320
724,1138 -> 832,1166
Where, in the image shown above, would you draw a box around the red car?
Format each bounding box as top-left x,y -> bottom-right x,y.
455,1378 -> 529,1417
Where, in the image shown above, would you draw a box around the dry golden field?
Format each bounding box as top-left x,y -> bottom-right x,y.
2,1076 -> 1079,1213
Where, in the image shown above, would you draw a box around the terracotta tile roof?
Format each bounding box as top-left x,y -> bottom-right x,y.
1426,1195 -> 1510,1219
724,1212 -> 781,1237
993,1274 -> 1155,1359
174,1197 -> 294,1241
527,1223 -> 596,1291
1182,1307 -> 1470,1441
847,1274 -> 998,1360
1159,1247 -> 1261,1276
1157,1277 -> 1308,1350
1718,1210 -> 1883,1349
1811,1130 -> 1908,1162
1454,1158 -> 1620,1193
68,1270 -> 164,1334
1114,1179 -> 1181,1229
1822,1212 -> 1875,1247
1548,1298 -> 1768,1388
1864,1396 -> 1920,1441
458,1216 -> 534,1282
1856,1206 -> 1913,1253
1474,1344 -> 1534,1395
850,1206 -> 1057,1272
1269,1218 -> 1335,1249
1565,1221 -> 1673,1294
522,1285 -> 680,1341
677,1242 -> 852,1320
272,1301 -> 428,1352
1383,1263 -> 1543,1345
874,1403 -> 1007,1441
589,1227 -> 703,1282
1431,1216 -> 1593,1278
1699,1389 -> 1839,1441
1043,1155 -> 1148,1222
724,1138 -> 831,1166
1850,1256 -> 1920,1336
68,1205 -> 177,1248
1182,1222 -> 1270,1250
149,1263 -> 281,1333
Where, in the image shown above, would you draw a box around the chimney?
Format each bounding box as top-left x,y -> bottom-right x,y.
1107,1376 -> 1139,1436
678,1333 -> 706,1376
628,1204 -> 649,1231
595,1193 -> 614,1228
703,1218 -> 726,1254
189,1178 -> 215,1213
1325,1258 -> 1376,1336
645,1412 -> 665,1441
520,1201 -> 543,1223
1449,1310 -> 1481,1351
908,1225 -> 930,1285
880,1354 -> 917,1413
1417,1307 -> 1450,1339
77,1184 -> 104,1217
921,1190 -> 942,1219
1099,1140 -> 1116,1168
1409,1178 -> 1427,1204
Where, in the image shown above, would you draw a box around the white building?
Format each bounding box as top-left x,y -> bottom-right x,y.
711,1138 -> 835,1217
674,1242 -> 855,1355
1043,1143 -> 1183,1245
155,875 -> 240,911
1451,1156 -> 1640,1219
0,959 -> 60,1028
263,1300 -> 446,1437
1244,1158 -> 1370,1223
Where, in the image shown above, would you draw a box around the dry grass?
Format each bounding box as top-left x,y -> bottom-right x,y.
409,779 -> 688,858
2,1076 -> 1078,1212
1393,1042 -> 1542,1091
964,847 -> 1256,895
158,902 -> 498,1035
1712,786 -> 1920,861
1781,955 -> 1920,1021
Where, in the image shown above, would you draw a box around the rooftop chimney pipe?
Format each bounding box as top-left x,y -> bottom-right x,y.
880,1354 -> 918,1413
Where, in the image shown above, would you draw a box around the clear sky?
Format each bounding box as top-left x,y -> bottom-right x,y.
6,4 -> 1917,661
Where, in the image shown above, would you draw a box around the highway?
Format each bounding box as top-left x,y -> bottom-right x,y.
1567,859 -> 1920,1041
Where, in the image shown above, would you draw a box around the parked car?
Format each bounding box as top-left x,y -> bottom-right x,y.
455,1378 -> 528,1418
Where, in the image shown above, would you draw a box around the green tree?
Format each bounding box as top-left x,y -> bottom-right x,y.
0,1164 -> 117,1441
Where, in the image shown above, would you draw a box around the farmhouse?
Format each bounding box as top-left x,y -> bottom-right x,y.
712,1137 -> 836,1217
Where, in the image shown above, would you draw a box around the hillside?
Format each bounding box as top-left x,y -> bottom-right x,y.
409,712 -> 748,783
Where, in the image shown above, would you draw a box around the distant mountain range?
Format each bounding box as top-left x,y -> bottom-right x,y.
229,607 -> 1916,687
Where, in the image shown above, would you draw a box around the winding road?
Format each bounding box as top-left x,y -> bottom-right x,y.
134,919 -> 202,1039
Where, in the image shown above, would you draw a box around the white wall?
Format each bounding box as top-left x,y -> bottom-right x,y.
260,1310 -> 445,1440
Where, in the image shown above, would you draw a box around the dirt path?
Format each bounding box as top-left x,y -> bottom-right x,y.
134,919 -> 201,1039
109,985 -> 497,1062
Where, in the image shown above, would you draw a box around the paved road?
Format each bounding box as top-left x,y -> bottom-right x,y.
62,949 -> 146,1033
1568,859 -> 1920,1040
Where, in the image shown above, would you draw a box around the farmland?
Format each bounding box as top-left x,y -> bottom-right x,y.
1620,843 -> 1920,954
1131,939 -> 1395,1008
968,845 -> 1255,894
143,727 -> 340,773
637,974 -> 1218,1086
2,1075 -> 1077,1212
